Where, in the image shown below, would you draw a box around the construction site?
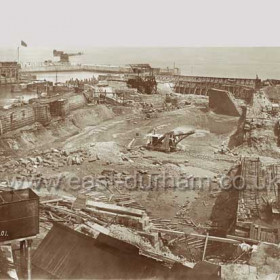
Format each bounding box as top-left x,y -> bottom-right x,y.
1,57 -> 280,280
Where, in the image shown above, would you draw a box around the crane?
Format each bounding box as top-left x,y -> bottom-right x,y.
126,64 -> 157,94
145,129 -> 195,152
53,49 -> 83,63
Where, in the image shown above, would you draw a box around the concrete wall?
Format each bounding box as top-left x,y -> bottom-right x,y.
208,88 -> 242,117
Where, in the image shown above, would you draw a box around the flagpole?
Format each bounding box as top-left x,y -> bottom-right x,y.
17,46 -> 20,64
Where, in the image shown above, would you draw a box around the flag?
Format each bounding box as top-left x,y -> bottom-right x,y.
21,40 -> 27,47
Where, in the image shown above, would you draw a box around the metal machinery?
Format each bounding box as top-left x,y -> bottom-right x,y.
127,64 -> 157,94
146,129 -> 195,152
0,188 -> 39,279
53,49 -> 83,63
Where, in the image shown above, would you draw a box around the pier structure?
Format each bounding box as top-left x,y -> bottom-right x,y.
20,62 -> 264,102
172,75 -> 262,102
20,62 -> 180,75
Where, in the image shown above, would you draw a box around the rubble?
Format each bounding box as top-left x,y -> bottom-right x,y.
2,65 -> 280,279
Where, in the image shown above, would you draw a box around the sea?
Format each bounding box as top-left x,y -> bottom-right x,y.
1,47 -> 280,105
1,47 -> 280,79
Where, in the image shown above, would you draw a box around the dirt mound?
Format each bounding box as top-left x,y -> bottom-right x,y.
0,118 -> 81,153
112,106 -> 140,116
0,105 -> 115,153
71,105 -> 115,128
263,85 -> 280,101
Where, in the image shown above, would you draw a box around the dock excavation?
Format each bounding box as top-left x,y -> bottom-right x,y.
1,45 -> 280,279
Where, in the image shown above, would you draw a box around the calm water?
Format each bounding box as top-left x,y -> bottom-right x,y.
0,85 -> 38,106
36,71 -> 98,83
1,47 -> 280,79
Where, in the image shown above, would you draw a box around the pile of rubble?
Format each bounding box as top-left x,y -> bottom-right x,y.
39,195 -> 182,263
0,142 -> 128,175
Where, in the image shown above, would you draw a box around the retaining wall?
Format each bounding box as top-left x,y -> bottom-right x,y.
0,93 -> 88,135
0,106 -> 35,134
208,88 -> 242,117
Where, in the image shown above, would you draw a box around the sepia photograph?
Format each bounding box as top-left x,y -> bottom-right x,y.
1,0 -> 280,279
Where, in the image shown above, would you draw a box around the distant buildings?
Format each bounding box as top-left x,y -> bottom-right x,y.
0,62 -> 20,84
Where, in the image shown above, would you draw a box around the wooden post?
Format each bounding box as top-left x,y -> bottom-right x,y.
27,240 -> 32,280
19,240 -> 26,277
202,233 -> 209,261
20,240 -> 26,255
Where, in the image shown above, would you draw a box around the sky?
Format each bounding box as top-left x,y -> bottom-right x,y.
1,0 -> 280,48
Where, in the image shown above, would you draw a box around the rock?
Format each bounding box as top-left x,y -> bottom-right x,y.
75,156 -> 82,165
43,159 -> 53,165
88,156 -> 97,162
101,169 -> 117,176
138,170 -> 148,174
67,156 -> 73,166
36,156 -> 43,163
45,154 -> 53,160
28,157 -> 37,165
20,158 -> 29,166
72,155 -> 82,165
61,150 -> 70,157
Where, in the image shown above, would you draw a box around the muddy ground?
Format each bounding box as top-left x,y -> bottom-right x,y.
1,92 -> 242,262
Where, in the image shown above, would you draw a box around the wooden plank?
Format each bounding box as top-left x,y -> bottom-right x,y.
152,228 -> 240,244
44,204 -> 106,225
254,228 -> 258,240
0,235 -> 37,245
0,194 -> 6,203
257,226 -> 261,240
86,200 -> 144,217
249,223 -> 255,239
40,198 -> 63,204
227,234 -> 259,244
202,233 -> 209,261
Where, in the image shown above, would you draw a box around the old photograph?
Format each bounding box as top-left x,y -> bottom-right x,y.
0,0 -> 280,279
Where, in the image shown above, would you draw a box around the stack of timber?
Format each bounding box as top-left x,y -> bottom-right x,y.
234,221 -> 280,244
40,197 -> 151,231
